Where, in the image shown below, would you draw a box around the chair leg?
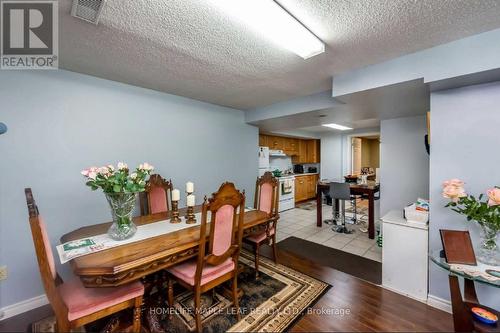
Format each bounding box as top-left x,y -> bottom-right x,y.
271,235 -> 278,263
133,296 -> 143,333
194,289 -> 202,333
255,243 -> 260,278
167,277 -> 174,319
232,274 -> 241,321
56,318 -> 71,333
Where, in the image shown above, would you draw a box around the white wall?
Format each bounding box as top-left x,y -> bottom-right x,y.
429,81 -> 500,310
320,133 -> 342,180
0,70 -> 257,309
380,116 -> 429,217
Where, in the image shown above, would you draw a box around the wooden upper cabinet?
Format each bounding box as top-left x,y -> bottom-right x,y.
284,138 -> 299,155
306,140 -> 320,163
258,134 -> 267,147
268,136 -> 285,150
259,134 -> 320,162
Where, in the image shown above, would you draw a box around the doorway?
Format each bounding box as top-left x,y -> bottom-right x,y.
351,135 -> 380,176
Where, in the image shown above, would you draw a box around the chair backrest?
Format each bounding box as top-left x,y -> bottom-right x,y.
329,182 -> 351,200
25,188 -> 68,320
140,174 -> 173,215
196,183 -> 245,281
253,172 -> 279,217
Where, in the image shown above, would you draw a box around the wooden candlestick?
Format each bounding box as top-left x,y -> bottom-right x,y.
170,200 -> 181,223
185,205 -> 196,224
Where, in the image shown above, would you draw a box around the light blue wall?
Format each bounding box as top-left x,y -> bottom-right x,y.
245,90 -> 342,123
0,70 -> 258,309
320,127 -> 381,181
380,116 -> 429,217
332,28 -> 500,97
429,81 -> 500,309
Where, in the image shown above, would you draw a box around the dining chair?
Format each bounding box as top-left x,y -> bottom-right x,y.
243,171 -> 279,277
139,174 -> 173,215
166,182 -> 245,333
25,188 -> 144,332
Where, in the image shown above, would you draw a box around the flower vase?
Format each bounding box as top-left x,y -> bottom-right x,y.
106,192 -> 138,240
476,223 -> 500,266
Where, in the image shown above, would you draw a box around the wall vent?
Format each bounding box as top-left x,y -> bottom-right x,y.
71,0 -> 107,25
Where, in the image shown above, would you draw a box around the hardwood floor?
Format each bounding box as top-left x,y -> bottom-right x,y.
0,244 -> 453,332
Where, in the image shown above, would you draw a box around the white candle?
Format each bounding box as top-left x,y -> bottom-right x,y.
172,189 -> 180,201
187,194 -> 195,207
186,181 -> 194,193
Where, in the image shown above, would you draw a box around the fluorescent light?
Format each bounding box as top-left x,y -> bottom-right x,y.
211,0 -> 325,59
322,123 -> 353,131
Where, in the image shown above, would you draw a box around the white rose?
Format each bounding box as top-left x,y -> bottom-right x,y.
117,162 -> 128,170
130,172 -> 138,180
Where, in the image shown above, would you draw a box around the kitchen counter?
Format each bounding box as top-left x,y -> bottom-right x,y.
293,172 -> 319,176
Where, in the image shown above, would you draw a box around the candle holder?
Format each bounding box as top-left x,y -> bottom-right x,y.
185,205 -> 196,224
170,200 -> 181,223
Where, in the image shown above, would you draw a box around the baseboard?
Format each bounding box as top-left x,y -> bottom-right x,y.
427,294 -> 452,313
0,294 -> 48,321
381,285 -> 428,304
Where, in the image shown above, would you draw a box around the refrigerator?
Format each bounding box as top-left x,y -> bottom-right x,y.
258,146 -> 270,176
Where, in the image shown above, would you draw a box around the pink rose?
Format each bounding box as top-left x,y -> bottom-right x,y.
442,178 -> 467,202
442,178 -> 465,188
81,168 -> 90,177
88,171 -> 97,180
487,188 -> 500,206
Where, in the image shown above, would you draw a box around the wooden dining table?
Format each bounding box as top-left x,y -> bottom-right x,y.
316,180 -> 380,239
60,206 -> 270,288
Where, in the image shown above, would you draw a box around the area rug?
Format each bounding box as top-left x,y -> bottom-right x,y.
277,237 -> 382,285
31,250 -> 329,333
295,200 -> 316,210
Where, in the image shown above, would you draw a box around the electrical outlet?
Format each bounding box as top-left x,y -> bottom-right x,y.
0,266 -> 7,281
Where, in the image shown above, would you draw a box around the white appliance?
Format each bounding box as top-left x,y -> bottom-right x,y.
278,175 -> 295,212
381,210 -> 429,302
258,146 -> 270,176
269,149 -> 286,157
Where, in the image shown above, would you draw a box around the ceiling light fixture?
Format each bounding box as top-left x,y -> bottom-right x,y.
212,0 -> 325,59
322,123 -> 353,131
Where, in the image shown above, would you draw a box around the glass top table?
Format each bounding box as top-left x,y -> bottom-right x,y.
430,250 -> 500,288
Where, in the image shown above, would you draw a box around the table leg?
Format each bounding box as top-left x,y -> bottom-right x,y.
316,185 -> 322,227
368,192 -> 375,239
449,275 -> 474,332
463,278 -> 479,304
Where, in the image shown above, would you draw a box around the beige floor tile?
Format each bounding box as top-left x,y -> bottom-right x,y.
346,239 -> 372,251
369,244 -> 382,253
322,236 -> 351,249
363,250 -> 382,262
341,244 -> 369,256
306,232 -> 335,243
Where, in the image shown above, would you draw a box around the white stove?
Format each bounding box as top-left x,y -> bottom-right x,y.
278,175 -> 295,212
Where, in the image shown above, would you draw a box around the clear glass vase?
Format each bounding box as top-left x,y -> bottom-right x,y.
106,192 -> 138,241
476,223 -> 500,266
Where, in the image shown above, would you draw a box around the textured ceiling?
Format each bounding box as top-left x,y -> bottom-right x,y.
59,0 -> 500,110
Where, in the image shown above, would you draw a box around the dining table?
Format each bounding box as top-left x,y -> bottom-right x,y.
316,180 -> 380,239
60,206 -> 270,288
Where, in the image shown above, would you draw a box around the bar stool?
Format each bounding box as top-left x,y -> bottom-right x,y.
329,182 -> 354,234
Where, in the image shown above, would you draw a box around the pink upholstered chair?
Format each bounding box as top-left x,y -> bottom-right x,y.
166,182 -> 245,333
139,174 -> 173,215
243,172 -> 279,276
25,188 -> 144,332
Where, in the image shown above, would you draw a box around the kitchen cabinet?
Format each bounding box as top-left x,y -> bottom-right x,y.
295,177 -> 308,202
259,134 -> 320,163
258,134 -> 267,147
306,140 -> 320,163
294,174 -> 319,203
284,138 -> 298,155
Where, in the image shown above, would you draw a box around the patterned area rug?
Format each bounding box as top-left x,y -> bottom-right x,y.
32,250 -> 329,333
295,201 -> 316,210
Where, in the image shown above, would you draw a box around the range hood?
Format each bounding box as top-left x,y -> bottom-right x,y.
269,149 -> 287,157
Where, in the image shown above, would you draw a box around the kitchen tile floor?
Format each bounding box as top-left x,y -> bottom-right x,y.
276,203 -> 382,262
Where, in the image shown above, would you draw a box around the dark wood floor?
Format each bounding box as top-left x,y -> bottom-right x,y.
0,245 -> 453,332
